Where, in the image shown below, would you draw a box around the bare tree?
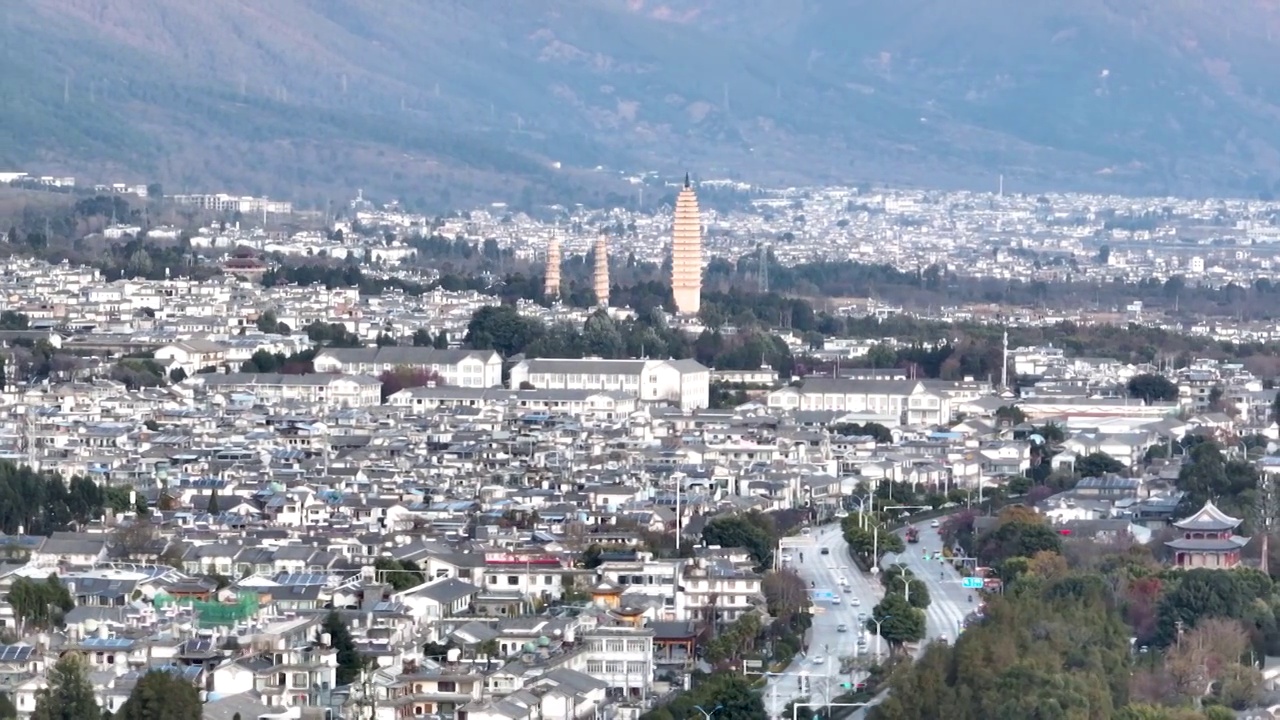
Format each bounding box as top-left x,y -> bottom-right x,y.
1163,618 -> 1259,708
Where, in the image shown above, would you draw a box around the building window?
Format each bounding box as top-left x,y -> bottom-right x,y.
507,575 -> 519,585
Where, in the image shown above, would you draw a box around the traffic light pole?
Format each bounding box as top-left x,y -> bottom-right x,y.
791,702 -> 870,720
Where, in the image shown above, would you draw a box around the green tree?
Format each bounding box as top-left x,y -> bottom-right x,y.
1173,441 -> 1259,526
379,366 -> 443,402
867,592 -> 925,649
831,422 -> 893,443
1127,373 -> 1178,403
973,508 -> 1064,569
641,671 -> 766,720
870,573 -> 1132,720
372,557 -> 424,591
206,490 -> 220,515
581,544 -> 604,569
1074,451 -> 1125,478
465,304 -> 542,357
582,309 -> 624,358
994,405 -> 1027,426
116,669 -> 201,720
0,311 -> 29,330
1153,569 -> 1251,647
31,653 -> 98,720
880,564 -> 931,610
702,513 -> 775,571
9,575 -> 73,631
841,514 -> 905,567
66,475 -> 104,524
411,329 -> 432,347
0,692 -> 16,720
255,310 -> 279,334
322,611 -> 366,685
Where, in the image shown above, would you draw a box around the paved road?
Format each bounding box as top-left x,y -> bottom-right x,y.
847,521 -> 977,720
883,523 -> 974,643
763,523 -> 883,720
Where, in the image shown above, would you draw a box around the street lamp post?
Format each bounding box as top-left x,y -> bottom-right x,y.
691,705 -> 722,720
869,615 -> 892,663
892,573 -> 911,604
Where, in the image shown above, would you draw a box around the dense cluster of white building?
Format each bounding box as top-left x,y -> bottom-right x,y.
0,179 -> 1278,719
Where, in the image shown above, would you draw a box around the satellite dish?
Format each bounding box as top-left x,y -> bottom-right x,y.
83,619 -> 99,633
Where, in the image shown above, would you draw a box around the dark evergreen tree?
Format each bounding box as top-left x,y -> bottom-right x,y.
116,670 -> 201,720
322,611 -> 365,685
31,654 -> 98,720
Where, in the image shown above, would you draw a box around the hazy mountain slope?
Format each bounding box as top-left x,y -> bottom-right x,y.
646,0 -> 1280,195
5,0 -> 1280,203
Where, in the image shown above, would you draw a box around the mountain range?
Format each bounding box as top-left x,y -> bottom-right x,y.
5,0 -> 1280,207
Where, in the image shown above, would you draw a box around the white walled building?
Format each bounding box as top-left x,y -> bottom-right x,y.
508,358 -> 710,411
192,372 -> 383,408
388,387 -> 637,421
313,347 -> 502,388
766,379 -> 950,426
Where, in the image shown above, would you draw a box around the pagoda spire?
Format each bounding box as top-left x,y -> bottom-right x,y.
684,172 -> 691,189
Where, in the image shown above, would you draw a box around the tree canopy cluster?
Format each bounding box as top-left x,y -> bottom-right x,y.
465,304 -> 796,376
841,512 -> 906,570
0,462 -> 108,536
372,557 -> 425,592
874,522 -> 1268,719
701,512 -> 777,571
641,671 -> 766,720
28,653 -> 203,720
7,575 -> 73,631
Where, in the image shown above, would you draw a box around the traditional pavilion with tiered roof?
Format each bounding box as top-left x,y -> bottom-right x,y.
1166,499 -> 1250,569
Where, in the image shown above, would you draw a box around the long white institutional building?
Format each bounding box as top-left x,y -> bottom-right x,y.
509,358 -> 711,410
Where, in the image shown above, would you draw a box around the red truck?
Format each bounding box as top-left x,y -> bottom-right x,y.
905,526 -> 920,544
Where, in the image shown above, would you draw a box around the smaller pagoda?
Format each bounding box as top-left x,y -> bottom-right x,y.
1166,499 -> 1250,569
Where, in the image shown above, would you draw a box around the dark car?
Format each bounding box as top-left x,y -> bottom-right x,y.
820,547 -> 830,555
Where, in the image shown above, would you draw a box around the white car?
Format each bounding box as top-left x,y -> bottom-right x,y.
930,519 -> 940,528
781,553 -> 793,563
811,655 -> 826,665
830,596 -> 841,605
851,596 -> 861,606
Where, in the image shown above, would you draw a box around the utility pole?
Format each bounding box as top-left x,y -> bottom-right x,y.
1001,329 -> 1009,391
